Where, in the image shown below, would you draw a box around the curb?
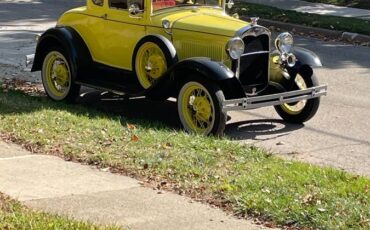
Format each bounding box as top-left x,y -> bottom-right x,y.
241,17 -> 370,44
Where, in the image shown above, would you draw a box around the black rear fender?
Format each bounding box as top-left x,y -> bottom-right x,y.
32,26 -> 92,79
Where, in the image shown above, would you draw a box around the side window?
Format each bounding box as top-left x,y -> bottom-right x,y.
129,0 -> 144,10
92,0 -> 104,6
109,0 -> 128,9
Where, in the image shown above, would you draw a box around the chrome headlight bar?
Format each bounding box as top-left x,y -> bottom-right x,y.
275,32 -> 296,67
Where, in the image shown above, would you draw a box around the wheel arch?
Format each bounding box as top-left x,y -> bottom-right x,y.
285,47 -> 320,87
132,34 -> 178,69
172,58 -> 245,99
32,26 -> 92,79
146,57 -> 245,100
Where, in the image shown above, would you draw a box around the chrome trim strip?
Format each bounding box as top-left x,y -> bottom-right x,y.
222,85 -> 328,112
235,25 -> 271,38
241,51 -> 270,57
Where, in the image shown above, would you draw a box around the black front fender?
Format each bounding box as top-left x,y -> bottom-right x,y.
282,47 -> 322,86
32,26 -> 92,78
146,57 -> 245,100
293,47 -> 322,68
171,57 -> 234,81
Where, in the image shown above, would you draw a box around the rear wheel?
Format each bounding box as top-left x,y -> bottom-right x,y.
41,47 -> 80,102
135,42 -> 168,89
177,79 -> 226,136
274,69 -> 320,123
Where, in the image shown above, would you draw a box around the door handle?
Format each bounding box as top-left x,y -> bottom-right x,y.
101,13 -> 107,20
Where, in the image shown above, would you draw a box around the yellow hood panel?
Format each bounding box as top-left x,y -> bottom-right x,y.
172,13 -> 248,37
152,8 -> 249,37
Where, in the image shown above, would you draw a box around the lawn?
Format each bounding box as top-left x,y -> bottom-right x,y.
0,81 -> 369,229
0,192 -> 117,230
232,2 -> 370,36
304,0 -> 370,10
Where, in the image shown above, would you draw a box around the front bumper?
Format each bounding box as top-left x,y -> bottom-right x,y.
222,85 -> 327,112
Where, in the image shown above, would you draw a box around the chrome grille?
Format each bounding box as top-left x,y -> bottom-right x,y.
234,26 -> 271,95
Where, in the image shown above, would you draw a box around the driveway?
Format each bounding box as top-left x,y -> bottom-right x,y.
1,0 -> 370,176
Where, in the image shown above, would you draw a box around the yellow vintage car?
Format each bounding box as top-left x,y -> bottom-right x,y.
29,0 -> 327,135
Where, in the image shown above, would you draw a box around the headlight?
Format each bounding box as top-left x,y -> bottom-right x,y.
162,19 -> 170,29
275,32 -> 294,53
227,37 -> 244,60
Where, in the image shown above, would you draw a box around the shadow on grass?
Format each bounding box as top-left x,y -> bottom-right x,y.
77,90 -> 181,129
0,89 -> 179,132
0,88 -> 304,140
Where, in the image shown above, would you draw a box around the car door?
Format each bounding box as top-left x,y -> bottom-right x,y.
100,0 -> 146,71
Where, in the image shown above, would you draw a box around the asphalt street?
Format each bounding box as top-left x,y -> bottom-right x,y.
1,0 -> 370,176
244,0 -> 370,19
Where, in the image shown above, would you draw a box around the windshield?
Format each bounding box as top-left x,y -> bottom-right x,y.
152,0 -> 221,11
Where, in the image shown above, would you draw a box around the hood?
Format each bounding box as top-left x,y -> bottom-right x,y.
172,13 -> 248,37
153,9 -> 249,37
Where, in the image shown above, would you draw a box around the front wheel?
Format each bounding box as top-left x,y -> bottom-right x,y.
41,47 -> 80,102
177,79 -> 227,136
274,68 -> 320,123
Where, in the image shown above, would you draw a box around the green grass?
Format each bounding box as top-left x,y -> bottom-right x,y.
304,0 -> 370,10
0,193 -> 118,230
0,86 -> 369,229
232,2 -> 370,36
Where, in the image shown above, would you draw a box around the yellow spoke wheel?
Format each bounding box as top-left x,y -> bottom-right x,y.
178,80 -> 226,136
42,51 -> 71,100
135,42 -> 167,89
275,70 -> 321,124
280,74 -> 308,115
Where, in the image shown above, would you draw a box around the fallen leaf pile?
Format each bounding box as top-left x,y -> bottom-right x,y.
0,78 -> 44,96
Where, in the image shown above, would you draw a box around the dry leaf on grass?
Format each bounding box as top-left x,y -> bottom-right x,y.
131,134 -> 139,142
162,143 -> 173,149
127,124 -> 136,130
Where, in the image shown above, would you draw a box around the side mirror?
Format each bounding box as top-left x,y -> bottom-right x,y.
128,3 -> 142,15
227,0 -> 234,9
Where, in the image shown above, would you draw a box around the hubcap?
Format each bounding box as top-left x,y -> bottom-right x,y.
136,42 -> 167,89
54,63 -> 69,86
43,51 -> 70,98
189,95 -> 212,123
180,83 -> 215,134
146,55 -> 166,79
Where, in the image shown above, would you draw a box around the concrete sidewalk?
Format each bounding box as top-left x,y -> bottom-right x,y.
243,0 -> 370,19
0,141 -> 269,230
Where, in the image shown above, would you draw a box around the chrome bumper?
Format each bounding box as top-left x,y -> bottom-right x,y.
222,85 -> 327,112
